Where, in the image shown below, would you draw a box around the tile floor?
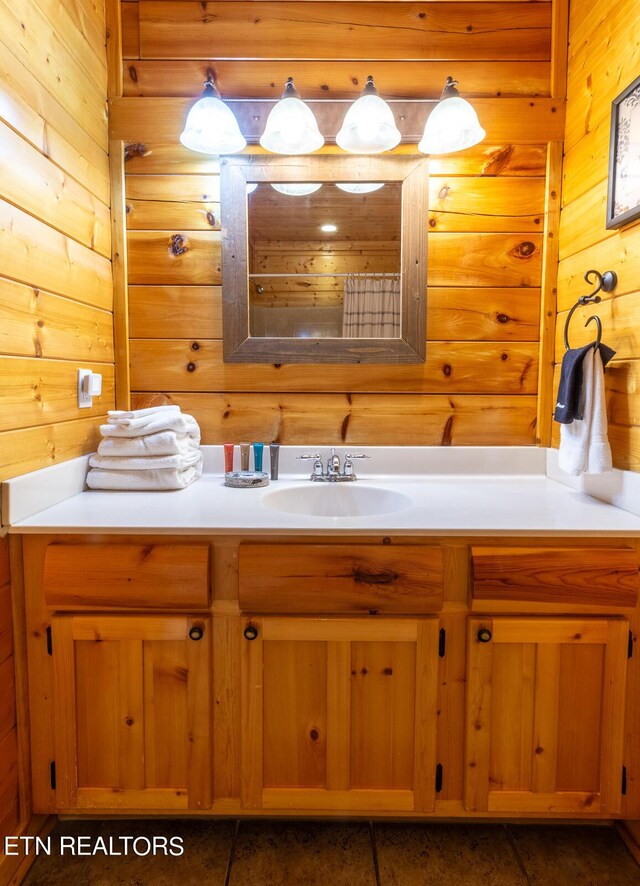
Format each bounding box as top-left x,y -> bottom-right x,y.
22,819 -> 640,885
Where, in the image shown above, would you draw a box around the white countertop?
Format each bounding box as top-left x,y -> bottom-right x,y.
4,447 -> 640,537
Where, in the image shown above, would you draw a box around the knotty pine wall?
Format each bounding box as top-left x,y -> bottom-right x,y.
0,1 -> 115,483
554,0 -> 640,471
0,0 -> 114,868
112,0 -> 569,446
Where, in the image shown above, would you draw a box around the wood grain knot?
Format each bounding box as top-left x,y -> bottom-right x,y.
187,362 -> 196,372
353,567 -> 397,585
309,728 -> 319,742
191,342 -> 201,351
496,313 -> 509,324
511,240 -> 536,259
383,667 -> 393,676
128,65 -> 138,83
125,717 -> 134,727
169,234 -> 189,256
206,210 -> 217,227
124,143 -> 149,162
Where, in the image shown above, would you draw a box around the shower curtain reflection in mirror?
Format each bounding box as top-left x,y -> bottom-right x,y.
342,274 -> 401,338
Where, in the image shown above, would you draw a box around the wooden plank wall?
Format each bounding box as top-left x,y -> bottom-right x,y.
0,0 -> 113,876
113,0 -> 568,446
555,0 -> 640,470
0,0 -> 115,483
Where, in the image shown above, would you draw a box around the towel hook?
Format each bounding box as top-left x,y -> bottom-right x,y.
563,268 -> 616,351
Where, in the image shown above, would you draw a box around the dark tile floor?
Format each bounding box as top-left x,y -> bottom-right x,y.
22,819 -> 640,886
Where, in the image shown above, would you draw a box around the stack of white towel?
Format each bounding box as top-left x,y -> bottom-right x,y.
86,405 -> 203,491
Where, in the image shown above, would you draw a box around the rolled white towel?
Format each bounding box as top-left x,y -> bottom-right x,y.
100,412 -> 200,439
89,448 -> 202,472
97,431 -> 197,457
107,405 -> 180,423
86,456 -> 203,491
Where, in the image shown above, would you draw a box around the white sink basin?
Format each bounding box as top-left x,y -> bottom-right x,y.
262,484 -> 413,518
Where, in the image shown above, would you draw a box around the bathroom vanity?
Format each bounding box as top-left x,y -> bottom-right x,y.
7,449 -> 640,823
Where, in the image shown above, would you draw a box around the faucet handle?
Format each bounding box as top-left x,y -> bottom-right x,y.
297,453 -> 323,477
344,453 -> 370,460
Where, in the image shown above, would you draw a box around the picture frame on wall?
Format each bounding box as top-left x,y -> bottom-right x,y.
606,74 -> 640,229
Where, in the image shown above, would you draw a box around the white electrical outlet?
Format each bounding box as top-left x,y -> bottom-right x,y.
77,369 -> 102,408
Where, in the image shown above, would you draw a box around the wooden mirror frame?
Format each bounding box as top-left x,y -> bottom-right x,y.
220,155 -> 428,363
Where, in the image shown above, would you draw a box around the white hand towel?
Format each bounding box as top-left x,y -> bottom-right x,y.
97,431 -> 197,457
89,448 -> 202,472
107,405 -> 180,422
86,455 -> 203,491
586,348 -> 613,473
100,412 -> 201,440
558,348 -> 612,475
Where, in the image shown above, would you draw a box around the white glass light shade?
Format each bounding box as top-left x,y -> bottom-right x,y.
336,94 -> 401,154
260,97 -> 324,155
419,96 -> 485,155
246,183 -> 258,194
179,94 -> 246,155
335,182 -> 385,194
271,183 -> 323,197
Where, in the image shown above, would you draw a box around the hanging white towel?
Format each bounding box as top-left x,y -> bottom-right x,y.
89,447 -> 202,472
558,347 -> 612,475
97,431 -> 197,457
100,412 -> 201,440
86,455 -> 203,491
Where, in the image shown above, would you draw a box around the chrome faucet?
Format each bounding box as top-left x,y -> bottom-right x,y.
297,449 -> 370,482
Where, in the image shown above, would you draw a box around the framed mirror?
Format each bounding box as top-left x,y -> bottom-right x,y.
220,156 -> 428,363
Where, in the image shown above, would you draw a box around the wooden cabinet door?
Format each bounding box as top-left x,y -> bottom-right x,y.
241,617 -> 439,812
464,617 -> 628,814
52,614 -> 211,811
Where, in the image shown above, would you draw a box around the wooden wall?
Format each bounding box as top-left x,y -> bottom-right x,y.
0,0 -> 113,875
555,0 -> 640,470
113,0 -> 568,447
0,0 -> 115,484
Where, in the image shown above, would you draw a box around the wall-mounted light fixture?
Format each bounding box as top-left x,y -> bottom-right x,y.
271,183 -> 323,197
260,78 -> 324,155
335,182 -> 385,194
336,76 -> 401,154
180,74 -> 485,157
179,76 -> 246,155
418,77 -> 486,155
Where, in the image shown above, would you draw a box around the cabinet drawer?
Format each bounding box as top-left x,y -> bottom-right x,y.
43,543 -> 210,610
238,543 -> 443,614
471,546 -> 639,610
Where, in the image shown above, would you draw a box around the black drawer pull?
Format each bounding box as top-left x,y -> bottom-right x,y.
189,626 -> 204,641
244,625 -> 259,641
477,628 -> 492,643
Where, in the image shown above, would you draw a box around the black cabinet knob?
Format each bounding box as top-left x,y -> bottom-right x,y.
244,625 -> 259,641
477,628 -> 492,643
189,625 -> 204,641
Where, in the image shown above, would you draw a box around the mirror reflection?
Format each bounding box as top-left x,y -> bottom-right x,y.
247,182 -> 402,339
